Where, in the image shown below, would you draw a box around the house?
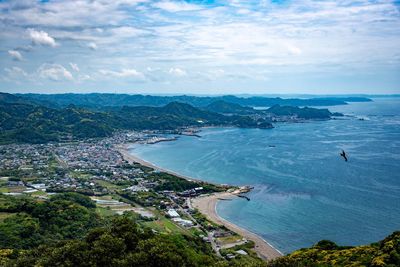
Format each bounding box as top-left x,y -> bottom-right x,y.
235,250 -> 248,256
167,209 -> 180,218
214,230 -> 232,238
172,218 -> 194,227
226,254 -> 236,259
8,180 -> 24,186
31,183 -> 47,190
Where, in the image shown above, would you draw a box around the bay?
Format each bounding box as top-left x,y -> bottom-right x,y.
129,98 -> 400,254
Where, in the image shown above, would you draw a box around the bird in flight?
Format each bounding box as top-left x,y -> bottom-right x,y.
340,150 -> 348,162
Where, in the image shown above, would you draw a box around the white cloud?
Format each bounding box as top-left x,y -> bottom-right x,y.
153,1 -> 203,12
27,29 -> 57,47
285,43 -> 302,55
109,26 -> 147,38
8,50 -> 23,61
168,67 -> 187,77
99,68 -> 145,79
237,9 -> 251,15
146,67 -> 159,72
79,74 -> 91,81
69,63 -> 80,72
38,64 -> 73,81
88,42 -> 97,50
4,67 -> 28,78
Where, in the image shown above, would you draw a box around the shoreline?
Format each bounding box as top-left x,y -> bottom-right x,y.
192,192 -> 283,260
116,143 -> 213,184
116,143 -> 283,260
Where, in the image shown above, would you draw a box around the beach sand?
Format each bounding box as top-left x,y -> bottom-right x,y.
116,143 -> 283,260
192,192 -> 283,260
117,144 -> 208,184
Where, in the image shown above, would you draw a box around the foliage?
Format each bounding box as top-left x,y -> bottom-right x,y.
0,193 -> 100,249
0,94 -> 272,144
17,92 -> 366,108
204,100 -> 255,114
50,192 -> 96,208
119,191 -> 168,207
266,105 -> 337,119
267,231 -> 400,267
0,194 -> 37,213
150,172 -> 224,193
0,213 -> 41,249
1,192 -> 398,266
0,192 -> 266,266
1,215 -> 223,267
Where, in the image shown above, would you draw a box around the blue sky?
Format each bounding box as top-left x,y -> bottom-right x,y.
0,0 -> 399,94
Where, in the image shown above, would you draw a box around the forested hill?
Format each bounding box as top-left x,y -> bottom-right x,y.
204,100 -> 255,114
0,92 -> 347,144
267,232 -> 400,267
1,192 -> 398,266
266,105 -> 342,119
0,94 -> 273,144
0,193 -> 263,267
18,93 -> 372,109
201,101 -> 342,119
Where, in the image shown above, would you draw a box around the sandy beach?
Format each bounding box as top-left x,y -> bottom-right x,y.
192,192 -> 283,260
116,143 -> 283,260
116,144 -> 209,184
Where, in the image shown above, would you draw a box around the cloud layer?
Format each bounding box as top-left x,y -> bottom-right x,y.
1,0 -> 399,94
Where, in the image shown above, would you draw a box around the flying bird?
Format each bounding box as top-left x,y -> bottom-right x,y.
340,150 -> 348,162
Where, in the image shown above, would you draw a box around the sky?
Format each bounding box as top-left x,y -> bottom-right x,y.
0,0 -> 399,95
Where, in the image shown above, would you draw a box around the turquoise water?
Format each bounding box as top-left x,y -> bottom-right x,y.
129,98 -> 400,254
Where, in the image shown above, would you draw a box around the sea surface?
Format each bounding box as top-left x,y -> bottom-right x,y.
129,98 -> 400,254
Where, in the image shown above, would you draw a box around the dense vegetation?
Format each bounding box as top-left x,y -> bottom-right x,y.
0,101 -> 116,143
266,105 -> 342,119
267,233 -> 400,267
149,172 -> 224,193
1,193 -> 399,266
0,93 -> 272,144
18,93 -> 371,109
203,101 -> 342,119
117,102 -> 272,130
204,100 -> 255,114
0,92 -> 347,144
0,193 -> 101,249
0,193 -> 264,267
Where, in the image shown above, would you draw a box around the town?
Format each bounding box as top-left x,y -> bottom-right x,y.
0,130 -> 257,260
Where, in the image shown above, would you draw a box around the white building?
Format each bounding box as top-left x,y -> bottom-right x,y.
172,218 -> 194,227
167,209 -> 180,218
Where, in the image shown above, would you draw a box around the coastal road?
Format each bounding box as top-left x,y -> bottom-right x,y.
208,231 -> 221,257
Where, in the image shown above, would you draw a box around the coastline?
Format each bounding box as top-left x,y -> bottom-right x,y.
192,192 -> 283,260
116,143 -> 210,184
116,143 -> 283,260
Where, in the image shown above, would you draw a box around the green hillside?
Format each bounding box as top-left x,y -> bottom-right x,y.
266,105 -> 340,119
1,193 -> 398,267
267,232 -> 400,267
18,93 -> 368,108
204,100 -> 255,114
0,193 -> 264,267
0,94 -> 272,144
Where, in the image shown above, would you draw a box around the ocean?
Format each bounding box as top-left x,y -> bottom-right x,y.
129,97 -> 400,254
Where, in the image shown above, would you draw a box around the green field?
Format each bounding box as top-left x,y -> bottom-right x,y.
217,234 -> 243,245
95,180 -> 126,191
96,206 -> 117,217
142,216 -> 192,236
